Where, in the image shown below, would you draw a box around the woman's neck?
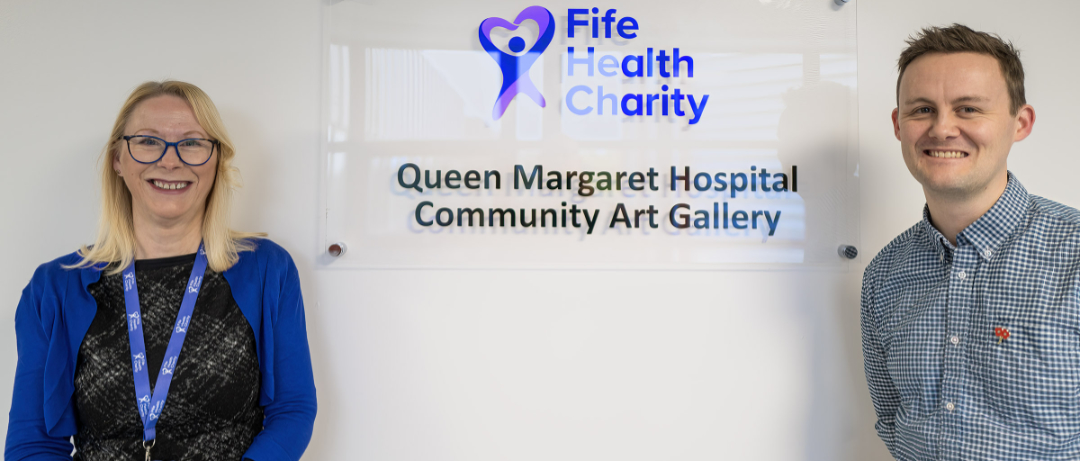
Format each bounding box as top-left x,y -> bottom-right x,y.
133,213 -> 204,259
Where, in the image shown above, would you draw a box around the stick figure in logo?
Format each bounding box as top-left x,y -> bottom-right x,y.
138,395 -> 150,417
149,401 -> 164,420
161,356 -> 177,376
128,312 -> 141,332
175,315 -> 190,334
188,275 -> 202,294
479,6 -> 555,120
132,352 -> 146,373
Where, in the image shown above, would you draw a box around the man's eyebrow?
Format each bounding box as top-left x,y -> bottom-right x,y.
902,96 -> 989,106
902,97 -> 936,106
951,96 -> 988,104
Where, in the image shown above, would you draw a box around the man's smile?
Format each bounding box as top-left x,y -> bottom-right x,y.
923,149 -> 970,158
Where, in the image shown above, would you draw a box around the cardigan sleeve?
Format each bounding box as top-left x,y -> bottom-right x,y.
242,251 -> 317,461
5,267 -> 75,460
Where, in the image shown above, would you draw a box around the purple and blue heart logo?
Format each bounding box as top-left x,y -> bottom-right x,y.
478,6 -> 555,120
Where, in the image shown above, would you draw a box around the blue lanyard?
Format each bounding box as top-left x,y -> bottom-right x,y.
122,243 -> 207,446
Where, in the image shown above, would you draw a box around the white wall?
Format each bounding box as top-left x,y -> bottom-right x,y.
1,1 -> 1077,460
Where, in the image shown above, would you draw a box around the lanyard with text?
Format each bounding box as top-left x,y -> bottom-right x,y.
122,243 -> 207,461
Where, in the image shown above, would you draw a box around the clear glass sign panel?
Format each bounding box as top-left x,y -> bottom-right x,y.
321,0 -> 859,269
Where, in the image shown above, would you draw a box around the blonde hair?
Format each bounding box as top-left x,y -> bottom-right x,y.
70,80 -> 265,274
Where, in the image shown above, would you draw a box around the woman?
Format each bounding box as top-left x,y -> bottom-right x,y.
5,81 -> 317,460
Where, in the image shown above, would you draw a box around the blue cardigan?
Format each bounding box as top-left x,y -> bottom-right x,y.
5,239 -> 317,461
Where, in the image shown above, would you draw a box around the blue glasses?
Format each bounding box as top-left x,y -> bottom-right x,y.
122,135 -> 218,166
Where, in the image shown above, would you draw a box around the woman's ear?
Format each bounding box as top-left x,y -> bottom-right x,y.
112,145 -> 123,176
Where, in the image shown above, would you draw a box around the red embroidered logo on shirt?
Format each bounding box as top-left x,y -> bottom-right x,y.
995,327 -> 1011,344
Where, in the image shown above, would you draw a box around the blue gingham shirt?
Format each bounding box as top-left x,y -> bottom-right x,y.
861,174 -> 1080,460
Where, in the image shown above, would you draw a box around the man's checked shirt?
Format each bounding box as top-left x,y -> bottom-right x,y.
861,174 -> 1080,460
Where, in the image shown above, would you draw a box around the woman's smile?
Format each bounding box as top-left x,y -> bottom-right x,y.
148,179 -> 193,192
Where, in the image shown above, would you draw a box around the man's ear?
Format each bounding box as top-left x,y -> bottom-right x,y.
1013,104 -> 1035,142
892,108 -> 901,141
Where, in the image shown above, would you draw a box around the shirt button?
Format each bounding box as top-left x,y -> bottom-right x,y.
984,249 -> 993,258
957,270 -> 967,280
950,336 -> 960,345
946,402 -> 956,411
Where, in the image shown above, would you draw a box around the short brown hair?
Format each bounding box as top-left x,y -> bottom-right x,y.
897,24 -> 1026,115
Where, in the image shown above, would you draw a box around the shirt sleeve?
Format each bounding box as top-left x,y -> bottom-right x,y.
242,254 -> 317,461
860,262 -> 901,457
4,270 -> 76,460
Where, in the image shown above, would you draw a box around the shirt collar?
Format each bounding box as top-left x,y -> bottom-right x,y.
920,172 -> 1030,262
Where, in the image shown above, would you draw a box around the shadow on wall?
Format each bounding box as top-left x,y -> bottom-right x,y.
776,80 -> 858,460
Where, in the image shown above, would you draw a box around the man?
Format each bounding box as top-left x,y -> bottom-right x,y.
861,24 -> 1080,460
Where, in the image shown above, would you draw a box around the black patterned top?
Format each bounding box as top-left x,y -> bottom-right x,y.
73,254 -> 263,461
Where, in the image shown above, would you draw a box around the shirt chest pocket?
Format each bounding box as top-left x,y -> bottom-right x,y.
971,319 -> 1080,434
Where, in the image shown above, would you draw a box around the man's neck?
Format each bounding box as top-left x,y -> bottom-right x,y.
133,211 -> 204,260
925,174 -> 1008,246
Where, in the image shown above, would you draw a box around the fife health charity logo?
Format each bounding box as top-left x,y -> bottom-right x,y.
478,6 -> 555,120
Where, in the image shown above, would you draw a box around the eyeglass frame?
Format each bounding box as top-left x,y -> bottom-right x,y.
121,135 -> 219,166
